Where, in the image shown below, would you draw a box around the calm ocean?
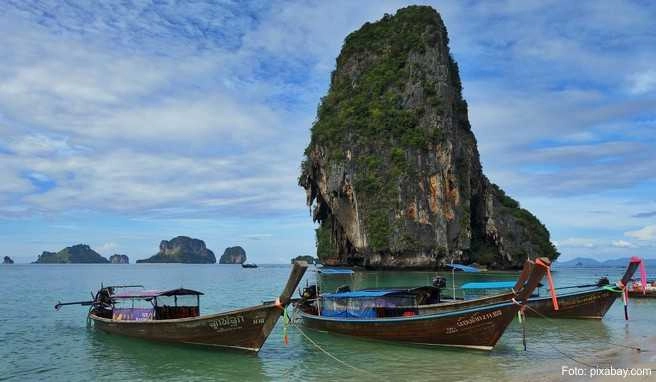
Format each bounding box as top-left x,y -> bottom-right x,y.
1,263 -> 654,381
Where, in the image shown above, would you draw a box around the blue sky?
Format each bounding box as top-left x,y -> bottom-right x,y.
1,0 -> 655,263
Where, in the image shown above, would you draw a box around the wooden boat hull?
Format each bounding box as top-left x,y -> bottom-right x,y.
90,302 -> 283,352
298,301 -> 520,350
628,290 -> 656,298
526,288 -> 619,319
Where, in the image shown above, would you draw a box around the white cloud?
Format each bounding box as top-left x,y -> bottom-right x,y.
554,237 -> 598,249
96,242 -> 120,255
629,69 -> 656,94
4,147 -> 303,216
8,134 -> 89,157
242,233 -> 273,240
611,240 -> 636,249
625,225 -> 656,241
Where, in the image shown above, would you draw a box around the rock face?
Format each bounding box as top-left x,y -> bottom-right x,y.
33,244 -> 109,263
299,6 -> 559,270
219,246 -> 246,264
3,256 -> 14,264
109,254 -> 129,264
137,236 -> 216,264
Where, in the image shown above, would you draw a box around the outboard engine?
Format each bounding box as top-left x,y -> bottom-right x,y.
432,276 -> 447,289
335,285 -> 351,293
301,284 -> 317,300
596,276 -> 610,287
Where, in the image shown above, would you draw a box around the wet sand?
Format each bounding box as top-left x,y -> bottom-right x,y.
512,336 -> 656,381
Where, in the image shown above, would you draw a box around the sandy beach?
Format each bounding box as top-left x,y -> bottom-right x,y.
512,335 -> 656,381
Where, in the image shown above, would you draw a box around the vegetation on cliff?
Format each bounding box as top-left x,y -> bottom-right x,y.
33,244 -> 109,263
137,236 -> 216,264
3,256 -> 14,264
299,6 -> 558,269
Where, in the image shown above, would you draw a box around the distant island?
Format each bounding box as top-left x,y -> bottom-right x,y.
137,236 -> 216,264
3,256 -> 14,264
219,246 -> 246,264
291,255 -> 319,264
33,244 -> 109,263
556,257 -> 656,268
109,254 -> 129,264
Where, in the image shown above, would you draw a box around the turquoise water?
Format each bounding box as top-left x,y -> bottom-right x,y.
1,264 -> 654,381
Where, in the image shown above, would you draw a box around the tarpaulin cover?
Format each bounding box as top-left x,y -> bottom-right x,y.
447,264 -> 481,273
320,291 -> 416,319
320,306 -> 377,319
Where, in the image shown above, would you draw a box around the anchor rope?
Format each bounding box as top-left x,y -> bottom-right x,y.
522,303 -> 646,358
288,309 -> 376,377
291,325 -> 377,377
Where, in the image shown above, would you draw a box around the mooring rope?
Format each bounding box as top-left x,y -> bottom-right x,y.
525,304 -> 649,356
288,308 -> 377,377
291,325 -> 377,377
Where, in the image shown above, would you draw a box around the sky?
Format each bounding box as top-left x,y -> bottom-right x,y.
1,0 -> 655,263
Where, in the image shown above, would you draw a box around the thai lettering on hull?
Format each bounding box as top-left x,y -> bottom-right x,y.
209,315 -> 244,332
445,310 -> 503,334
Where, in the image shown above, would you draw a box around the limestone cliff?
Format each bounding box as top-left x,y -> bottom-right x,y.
299,6 -> 559,269
109,254 -> 129,264
3,256 -> 14,264
137,236 -> 216,264
33,244 -> 109,263
219,246 -> 247,264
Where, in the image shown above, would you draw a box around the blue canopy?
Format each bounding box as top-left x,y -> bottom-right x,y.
322,289 -> 403,299
461,281 -> 515,290
447,263 -> 480,273
318,268 -> 354,275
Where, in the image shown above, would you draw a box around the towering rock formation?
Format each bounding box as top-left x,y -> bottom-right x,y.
109,254 -> 129,264
137,236 -> 216,264
219,246 -> 247,264
299,6 -> 558,269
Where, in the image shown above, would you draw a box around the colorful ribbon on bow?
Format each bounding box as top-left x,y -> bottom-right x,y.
536,257 -> 559,311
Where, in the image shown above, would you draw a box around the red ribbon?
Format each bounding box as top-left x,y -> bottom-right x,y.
536,258 -> 559,311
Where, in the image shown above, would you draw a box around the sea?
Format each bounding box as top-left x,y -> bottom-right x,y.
1,263 -> 655,381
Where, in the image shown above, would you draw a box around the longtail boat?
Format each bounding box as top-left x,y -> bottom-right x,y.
55,262 -> 307,352
448,257 -> 646,320
295,257 -> 551,351
628,279 -> 656,298
525,257 -> 645,319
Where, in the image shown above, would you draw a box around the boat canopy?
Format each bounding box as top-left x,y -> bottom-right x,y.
113,288 -> 204,299
318,268 -> 354,275
320,290 -> 417,319
447,264 -> 480,273
322,289 -> 405,299
461,281 -> 515,290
